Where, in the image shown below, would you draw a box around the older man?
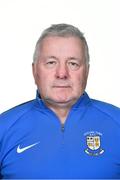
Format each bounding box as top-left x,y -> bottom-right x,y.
0,24 -> 120,179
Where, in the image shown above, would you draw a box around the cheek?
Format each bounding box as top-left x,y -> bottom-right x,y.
34,68 -> 44,87
35,71 -> 52,90
71,72 -> 87,88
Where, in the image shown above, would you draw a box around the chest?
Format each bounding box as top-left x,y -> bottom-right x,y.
1,110 -> 120,179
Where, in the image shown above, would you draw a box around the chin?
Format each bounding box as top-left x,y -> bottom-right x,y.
52,96 -> 72,102
47,96 -> 78,106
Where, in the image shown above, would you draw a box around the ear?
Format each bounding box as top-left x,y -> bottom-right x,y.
87,64 -> 90,74
32,63 -> 37,83
86,63 -> 90,77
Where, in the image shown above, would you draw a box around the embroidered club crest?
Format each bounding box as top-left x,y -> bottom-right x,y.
84,131 -> 104,156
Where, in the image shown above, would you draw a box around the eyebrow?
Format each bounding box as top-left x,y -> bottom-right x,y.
67,57 -> 81,61
46,56 -> 58,60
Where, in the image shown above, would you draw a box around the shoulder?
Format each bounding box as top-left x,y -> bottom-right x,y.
0,100 -> 35,117
0,100 -> 35,133
90,98 -> 120,123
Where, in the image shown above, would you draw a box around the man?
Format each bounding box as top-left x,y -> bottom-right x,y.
0,24 -> 120,179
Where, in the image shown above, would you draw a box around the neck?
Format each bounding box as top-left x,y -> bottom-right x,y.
44,100 -> 74,124
42,97 -> 79,124
50,106 -> 70,124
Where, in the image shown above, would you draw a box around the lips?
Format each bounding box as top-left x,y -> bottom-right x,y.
53,86 -> 70,88
52,81 -> 72,88
52,85 -> 71,89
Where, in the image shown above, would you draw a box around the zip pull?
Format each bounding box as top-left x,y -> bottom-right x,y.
61,123 -> 65,132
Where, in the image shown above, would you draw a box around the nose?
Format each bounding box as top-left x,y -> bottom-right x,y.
55,63 -> 69,79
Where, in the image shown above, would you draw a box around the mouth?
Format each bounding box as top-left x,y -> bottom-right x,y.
53,86 -> 71,88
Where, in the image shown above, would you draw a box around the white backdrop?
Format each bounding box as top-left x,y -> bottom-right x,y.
0,0 -> 120,113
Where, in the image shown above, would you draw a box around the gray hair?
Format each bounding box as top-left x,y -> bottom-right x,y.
33,23 -> 90,64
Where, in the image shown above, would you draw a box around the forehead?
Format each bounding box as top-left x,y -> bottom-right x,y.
39,36 -> 85,57
40,36 -> 84,47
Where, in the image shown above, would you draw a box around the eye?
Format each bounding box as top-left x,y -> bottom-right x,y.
67,61 -> 80,70
45,60 -> 57,68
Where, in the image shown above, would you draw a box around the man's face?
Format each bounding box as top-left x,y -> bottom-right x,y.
33,36 -> 89,107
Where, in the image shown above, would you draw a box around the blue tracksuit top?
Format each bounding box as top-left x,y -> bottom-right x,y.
0,91 -> 120,179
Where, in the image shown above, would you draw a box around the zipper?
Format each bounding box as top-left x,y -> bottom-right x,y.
61,123 -> 65,132
61,124 -> 65,146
